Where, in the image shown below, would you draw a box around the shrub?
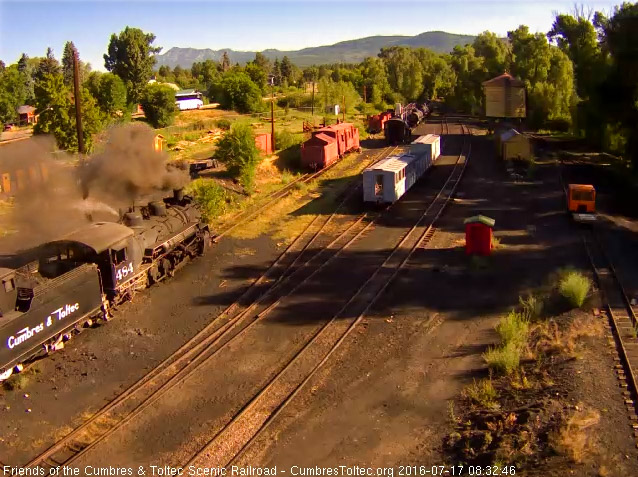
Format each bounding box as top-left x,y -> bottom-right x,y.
281,170 -> 294,184
213,123 -> 261,194
208,72 -> 263,113
483,342 -> 521,375
186,179 -> 232,221
519,294 -> 543,320
496,311 -> 529,348
216,118 -> 231,130
463,378 -> 499,409
139,83 -> 176,128
558,270 -> 591,308
275,129 -> 302,151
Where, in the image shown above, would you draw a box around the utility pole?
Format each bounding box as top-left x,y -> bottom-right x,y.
342,94 -> 345,123
73,49 -> 84,155
311,81 -> 315,117
270,75 -> 276,151
363,85 -> 367,104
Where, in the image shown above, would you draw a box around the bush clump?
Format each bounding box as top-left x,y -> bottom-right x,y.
186,179 -> 233,221
275,129 -> 303,151
558,270 -> 591,308
463,378 -> 499,409
496,311 -> 529,348
216,118 -> 231,130
213,123 -> 261,194
139,83 -> 177,128
483,342 -> 521,375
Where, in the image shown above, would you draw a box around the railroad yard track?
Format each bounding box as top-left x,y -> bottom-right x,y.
184,122 -> 471,468
22,144 -> 399,470
22,120 -> 458,469
557,165 -> 638,442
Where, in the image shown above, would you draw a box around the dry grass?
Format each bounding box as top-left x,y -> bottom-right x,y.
519,294 -> 543,320
550,406 -> 600,463
463,378 -> 500,409
531,315 -> 603,357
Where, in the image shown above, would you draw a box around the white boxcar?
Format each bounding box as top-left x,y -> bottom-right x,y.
410,134 -> 441,161
362,154 -> 425,204
363,135 -> 440,204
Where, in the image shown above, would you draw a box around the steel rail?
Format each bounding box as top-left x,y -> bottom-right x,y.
185,123 -> 471,468
23,145 -> 398,470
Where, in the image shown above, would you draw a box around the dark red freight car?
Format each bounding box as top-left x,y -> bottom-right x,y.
301,122 -> 360,170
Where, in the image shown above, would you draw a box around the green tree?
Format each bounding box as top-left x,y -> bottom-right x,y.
598,3 -> 638,166
448,45 -> 484,113
35,47 -> 61,81
0,65 -> 27,123
86,72 -> 128,117
280,56 -> 293,85
253,52 -> 270,71
17,53 -> 28,73
244,62 -> 267,91
0,60 -> 5,73
413,49 -> 456,100
62,41 -> 77,85
209,71 -> 263,113
359,56 -> 392,105
272,58 -> 281,85
34,73 -> 102,152
213,123 -> 261,193
104,26 -> 162,103
139,83 -> 176,128
379,46 -> 424,102
472,31 -> 510,78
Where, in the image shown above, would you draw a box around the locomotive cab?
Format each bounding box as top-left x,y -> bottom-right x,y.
0,268 -> 17,318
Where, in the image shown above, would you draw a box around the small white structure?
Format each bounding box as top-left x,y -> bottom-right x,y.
325,104 -> 340,115
395,103 -> 403,116
410,134 -> 441,162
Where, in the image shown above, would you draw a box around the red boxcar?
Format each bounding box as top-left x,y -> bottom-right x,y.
301,133 -> 339,170
301,122 -> 360,170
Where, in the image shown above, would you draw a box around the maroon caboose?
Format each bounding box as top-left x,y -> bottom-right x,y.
301,123 -> 360,170
300,133 -> 339,170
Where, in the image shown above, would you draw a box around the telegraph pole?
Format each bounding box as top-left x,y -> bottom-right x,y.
311,81 -> 315,117
270,75 -> 276,151
73,49 -> 84,155
342,94 -> 345,123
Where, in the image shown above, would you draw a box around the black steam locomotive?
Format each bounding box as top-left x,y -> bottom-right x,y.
0,189 -> 210,381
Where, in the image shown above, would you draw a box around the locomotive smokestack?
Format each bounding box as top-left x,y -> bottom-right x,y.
173,189 -> 184,201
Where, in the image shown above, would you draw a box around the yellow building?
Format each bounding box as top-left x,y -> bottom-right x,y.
497,129 -> 532,161
483,73 -> 526,118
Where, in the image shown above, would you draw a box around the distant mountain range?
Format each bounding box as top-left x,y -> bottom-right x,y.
155,31 -> 476,69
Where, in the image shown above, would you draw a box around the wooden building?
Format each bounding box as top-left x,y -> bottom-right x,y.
482,73 -> 526,118
17,105 -> 37,125
496,128 -> 532,161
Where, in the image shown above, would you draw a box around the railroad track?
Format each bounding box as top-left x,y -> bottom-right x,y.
582,229 -> 638,419
22,144 -> 399,470
555,175 -> 638,432
185,123 -> 472,467
557,164 -> 638,440
214,151 -> 349,242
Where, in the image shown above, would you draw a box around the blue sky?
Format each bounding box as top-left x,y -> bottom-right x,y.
0,0 -> 621,71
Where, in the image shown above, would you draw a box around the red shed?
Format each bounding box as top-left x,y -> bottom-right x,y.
301,133 -> 338,169
255,133 -> 272,155
464,215 -> 495,256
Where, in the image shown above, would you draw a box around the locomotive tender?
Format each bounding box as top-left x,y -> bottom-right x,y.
0,189 -> 210,381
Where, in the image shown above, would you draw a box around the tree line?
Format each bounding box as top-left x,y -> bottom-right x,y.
1,2 -> 637,167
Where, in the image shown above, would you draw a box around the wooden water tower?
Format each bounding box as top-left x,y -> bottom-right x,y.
482,73 -> 526,119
